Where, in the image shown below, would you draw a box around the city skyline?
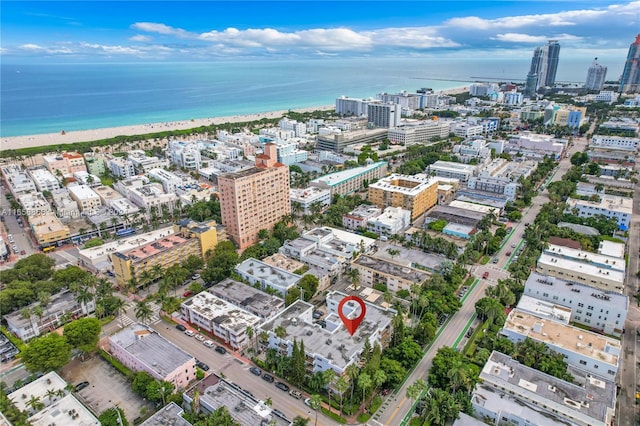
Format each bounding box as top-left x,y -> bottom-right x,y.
1,1 -> 639,62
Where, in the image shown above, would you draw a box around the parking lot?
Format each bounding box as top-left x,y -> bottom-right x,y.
60,355 -> 151,421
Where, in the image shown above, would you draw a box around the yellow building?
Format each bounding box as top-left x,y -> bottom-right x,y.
367,174 -> 438,220
111,221 -> 220,286
29,212 -> 71,246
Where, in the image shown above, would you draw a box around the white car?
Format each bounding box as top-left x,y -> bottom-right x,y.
184,330 -> 195,337
203,340 -> 214,347
195,334 -> 206,342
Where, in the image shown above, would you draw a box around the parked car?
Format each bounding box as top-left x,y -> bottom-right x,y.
195,360 -> 209,371
175,324 -> 186,331
482,272 -> 489,279
272,409 -> 287,419
183,291 -> 193,298
195,334 -> 205,342
192,274 -> 201,280
492,258 -> 498,264
275,382 -> 290,392
505,251 -> 512,256
20,250 -> 25,255
75,381 -> 90,391
214,346 -> 227,354
249,367 -> 261,376
184,330 -> 195,337
289,390 -> 302,399
262,374 -> 275,383
312,310 -> 323,319
203,340 -> 214,348
511,243 -> 517,248
304,398 -> 312,407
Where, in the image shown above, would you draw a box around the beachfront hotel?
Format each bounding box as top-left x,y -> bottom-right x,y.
309,160 -> 388,197
218,143 -> 291,250
367,173 -> 438,220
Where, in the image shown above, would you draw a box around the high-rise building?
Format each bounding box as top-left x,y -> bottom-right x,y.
367,102 -> 401,128
620,34 -> 640,93
218,143 -> 291,250
524,41 -> 560,95
585,58 -> 608,90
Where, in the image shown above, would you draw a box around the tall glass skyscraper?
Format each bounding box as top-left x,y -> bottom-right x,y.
585,58 -> 608,91
620,34 -> 640,93
524,41 -> 560,96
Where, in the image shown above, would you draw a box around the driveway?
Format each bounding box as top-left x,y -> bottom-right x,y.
59,355 -> 151,422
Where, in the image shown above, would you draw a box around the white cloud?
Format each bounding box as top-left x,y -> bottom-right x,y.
19,43 -> 45,50
129,34 -> 153,42
131,22 -> 192,38
493,33 -> 582,43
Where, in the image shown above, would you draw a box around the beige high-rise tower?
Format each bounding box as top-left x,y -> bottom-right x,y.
218,143 -> 291,250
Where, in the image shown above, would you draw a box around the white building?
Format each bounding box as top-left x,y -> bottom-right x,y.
366,206 -> 411,236
279,118 -> 307,136
523,272 -> 628,337
51,188 -> 81,220
67,184 -> 102,212
148,168 -> 183,193
427,161 -> 476,182
544,243 -> 625,273
387,121 -> 451,146
290,186 -> 332,214
73,171 -> 101,187
377,91 -> 422,114
335,96 -> 376,116
109,157 -> 136,178
109,198 -> 141,216
501,309 -> 621,379
128,184 -> 178,212
449,122 -> 484,138
502,91 -> 523,105
565,196 -> 632,230
1,164 -> 37,195
168,140 -> 203,170
467,176 -> 519,200
28,168 -> 61,192
469,82 -> 499,97
235,258 -> 301,297
17,192 -> 52,215
5,290 -> 95,341
343,205 -> 382,230
368,102 -> 401,128
590,135 -> 639,150
273,140 -> 309,165
536,253 -> 625,294
128,150 -> 170,173
507,133 -> 567,160
471,351 -> 616,426
208,278 -> 285,320
260,292 -> 395,374
180,291 -> 261,350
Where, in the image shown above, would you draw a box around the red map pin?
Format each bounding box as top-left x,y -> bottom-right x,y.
338,296 -> 367,336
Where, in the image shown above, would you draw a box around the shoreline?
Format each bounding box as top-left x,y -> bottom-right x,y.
0,86 -> 468,151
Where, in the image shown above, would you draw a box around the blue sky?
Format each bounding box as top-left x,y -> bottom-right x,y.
1,1 -> 639,61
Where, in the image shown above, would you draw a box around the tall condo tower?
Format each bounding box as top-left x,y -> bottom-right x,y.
585,58 -> 608,91
524,40 -> 561,96
218,143 -> 291,250
620,34 -> 640,93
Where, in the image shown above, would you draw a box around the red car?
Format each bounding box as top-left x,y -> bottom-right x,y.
482,272 -> 489,279
183,291 -> 193,298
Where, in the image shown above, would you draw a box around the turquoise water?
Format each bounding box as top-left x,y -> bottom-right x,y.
0,56 -> 616,137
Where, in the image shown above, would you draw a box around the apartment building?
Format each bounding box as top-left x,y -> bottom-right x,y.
5,290 -> 95,341
235,258 -> 301,297
73,171 -> 101,187
111,226 -> 218,287
501,309 -> 621,379
290,186 -> 331,214
43,152 -> 86,175
208,278 -> 285,320
507,133 -> 568,160
128,150 -> 170,173
260,292 -> 395,374
523,272 -> 627,337
148,168 -> 183,193
29,212 -> 71,246
174,218 -> 221,258
565,196 -> 632,230
128,184 -> 178,212
590,135 -> 639,150
352,254 -> 429,293
387,120 -> 451,146
343,205 -> 382,230
271,141 -> 308,166
51,188 -> 80,220
544,243 -> 625,273
1,164 -> 37,195
536,253 -> 625,294
68,184 -> 102,212
17,192 -> 52,215
449,122 -> 484,138
335,95 -> 376,116
109,157 -> 136,178
218,143 -> 290,250
367,102 -> 401,128
108,324 -> 196,389
181,292 -> 260,350
472,351 -> 616,426
279,117 -> 307,136
310,161 -> 388,197
366,207 -> 411,237
367,173 -> 438,220
467,176 -> 519,200
168,140 -> 203,170
427,161 -> 476,182
84,153 -> 106,176
28,167 -> 61,192
316,128 -> 388,152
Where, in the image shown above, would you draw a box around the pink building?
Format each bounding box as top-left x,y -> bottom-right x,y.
43,152 -> 87,175
107,324 -> 196,389
219,143 -> 291,250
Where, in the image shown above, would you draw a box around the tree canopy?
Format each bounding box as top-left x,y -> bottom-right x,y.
22,333 -> 71,372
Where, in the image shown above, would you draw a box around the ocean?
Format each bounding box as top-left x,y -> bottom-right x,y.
0,56 -> 623,137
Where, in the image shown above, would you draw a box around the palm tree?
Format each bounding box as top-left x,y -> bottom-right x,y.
348,268 -> 360,290
20,307 -> 35,333
274,325 -> 287,339
334,375 -> 349,414
358,372 -> 372,404
76,288 -> 93,312
134,300 -> 153,324
151,264 -> 163,283
345,363 -> 359,402
447,360 -> 469,393
112,298 -> 127,327
26,395 -> 44,413
245,326 -> 255,353
372,369 -> 386,394
309,394 -> 322,426
44,388 -> 57,403
406,379 -> 427,408
32,305 -> 45,332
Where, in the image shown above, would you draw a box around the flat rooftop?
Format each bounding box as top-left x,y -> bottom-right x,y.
545,243 -> 625,272
140,402 -> 191,426
565,195 -> 633,215
78,226 -> 175,261
354,254 -> 430,283
475,351 -> 616,425
5,290 -> 79,329
9,371 -> 67,412
309,161 -> 387,187
109,324 -> 194,378
368,173 -> 438,196
373,242 -> 446,271
449,200 -> 497,215
208,278 -> 285,319
516,295 -> 572,324
28,395 -> 100,426
290,186 -> 331,200
503,309 -> 620,368
182,291 -> 261,331
235,258 -> 301,288
122,234 -> 189,262
429,161 -> 476,172
537,253 -> 625,287
427,205 -> 484,226
598,240 -> 626,258
68,184 -> 99,200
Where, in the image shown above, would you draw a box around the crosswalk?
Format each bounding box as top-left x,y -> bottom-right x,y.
121,300 -> 163,327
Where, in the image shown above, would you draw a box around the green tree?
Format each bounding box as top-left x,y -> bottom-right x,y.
298,274 -> 319,301
334,375 -> 349,414
132,371 -> 154,397
290,339 -> 306,386
64,317 -> 101,357
98,407 -> 129,426
406,378 -> 427,403
22,333 -> 71,372
199,406 -> 240,426
309,394 -> 322,426
358,372 -> 372,402
134,300 -> 153,324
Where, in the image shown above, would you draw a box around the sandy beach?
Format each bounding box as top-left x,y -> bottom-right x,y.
1,86 -> 469,152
